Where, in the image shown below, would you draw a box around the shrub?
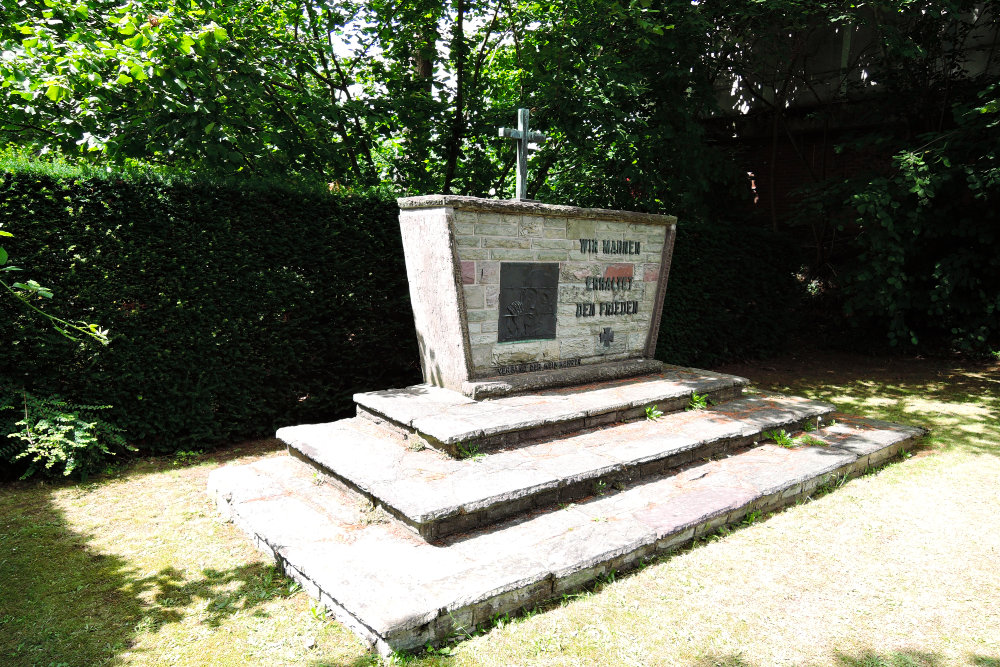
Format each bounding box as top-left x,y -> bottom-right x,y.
0,164 -> 421,456
789,83 -> 1000,356
655,219 -> 805,366
1,387 -> 130,480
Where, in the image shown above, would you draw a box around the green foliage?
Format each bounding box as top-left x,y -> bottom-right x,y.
795,434 -> 827,448
0,0 -> 738,216
686,392 -> 709,411
455,442 -> 484,461
0,179 -> 108,344
0,163 -> 420,455
656,220 -> 805,366
795,80 -> 1000,355
1,1 -> 240,165
843,95 -> 999,354
645,404 -> 664,420
517,0 -> 737,218
172,450 -> 202,467
1,387 -> 131,480
762,429 -> 794,448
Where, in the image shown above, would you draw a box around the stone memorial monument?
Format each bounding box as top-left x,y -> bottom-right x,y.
209,109 -> 926,656
396,193 -> 673,399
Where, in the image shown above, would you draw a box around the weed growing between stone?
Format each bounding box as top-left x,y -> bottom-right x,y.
687,392 -> 710,411
762,428 -> 795,447
455,441 -> 485,461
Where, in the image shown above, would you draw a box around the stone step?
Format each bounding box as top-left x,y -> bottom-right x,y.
280,394 -> 835,541
210,416 -> 927,656
353,364 -> 750,453
461,357 -> 666,399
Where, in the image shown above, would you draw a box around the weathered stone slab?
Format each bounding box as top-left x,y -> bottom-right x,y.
795,416 -> 927,468
398,196 -> 677,392
461,357 -> 664,398
282,392 -> 834,540
211,416 -> 925,655
398,195 -> 679,224
354,364 -> 750,450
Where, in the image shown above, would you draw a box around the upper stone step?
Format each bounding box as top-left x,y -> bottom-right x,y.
354,364 -> 750,453
281,393 -> 835,540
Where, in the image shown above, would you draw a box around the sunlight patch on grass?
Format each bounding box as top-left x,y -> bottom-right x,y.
903,397 -> 993,418
857,395 -> 901,407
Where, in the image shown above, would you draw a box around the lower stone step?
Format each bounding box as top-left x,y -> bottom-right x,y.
281,394 -> 835,540
209,416 -> 926,656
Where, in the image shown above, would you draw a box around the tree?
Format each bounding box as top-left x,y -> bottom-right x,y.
0,0 -> 733,216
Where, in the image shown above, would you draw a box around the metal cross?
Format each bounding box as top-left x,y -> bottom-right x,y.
499,108 -> 547,200
599,327 -> 615,348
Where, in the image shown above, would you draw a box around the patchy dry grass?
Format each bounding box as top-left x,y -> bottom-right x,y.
0,441 -> 377,667
2,352 -> 999,666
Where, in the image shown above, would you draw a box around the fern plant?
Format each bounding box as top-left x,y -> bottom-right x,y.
2,387 -> 132,480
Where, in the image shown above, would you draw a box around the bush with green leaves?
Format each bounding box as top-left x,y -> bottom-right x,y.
793,82 -> 1000,355
1,387 -> 130,480
0,159 -> 421,457
655,219 -> 805,367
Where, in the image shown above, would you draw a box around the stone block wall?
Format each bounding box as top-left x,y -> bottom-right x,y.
398,196 -> 676,390
453,210 -> 670,377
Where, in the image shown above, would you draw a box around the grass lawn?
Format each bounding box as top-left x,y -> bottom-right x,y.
1,350 -> 998,666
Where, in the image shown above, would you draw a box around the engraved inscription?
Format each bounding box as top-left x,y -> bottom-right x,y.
585,276 -> 634,291
494,357 -> 581,375
577,239 -> 641,255
498,262 -> 559,343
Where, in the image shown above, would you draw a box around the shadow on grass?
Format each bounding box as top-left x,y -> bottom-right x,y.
832,649 -> 941,666
718,354 -> 1000,458
0,485 -> 294,666
692,649 -> 948,667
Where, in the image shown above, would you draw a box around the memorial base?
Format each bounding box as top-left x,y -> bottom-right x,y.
208,366 -> 926,655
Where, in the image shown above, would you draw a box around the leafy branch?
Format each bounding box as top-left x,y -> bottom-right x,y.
1,231 -> 108,345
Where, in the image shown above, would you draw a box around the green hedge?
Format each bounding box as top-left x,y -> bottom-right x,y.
1,169 -> 421,458
655,220 -> 804,367
1,165 -> 801,475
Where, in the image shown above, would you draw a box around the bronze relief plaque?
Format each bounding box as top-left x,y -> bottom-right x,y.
497,262 -> 559,343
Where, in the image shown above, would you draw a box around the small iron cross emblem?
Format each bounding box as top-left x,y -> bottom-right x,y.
599,327 -> 614,347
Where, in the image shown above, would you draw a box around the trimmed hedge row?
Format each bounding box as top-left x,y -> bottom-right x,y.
1,171 -> 421,455
2,167 -> 802,463
656,220 -> 803,367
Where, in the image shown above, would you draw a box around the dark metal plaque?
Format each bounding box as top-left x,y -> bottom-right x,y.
498,262 -> 559,343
